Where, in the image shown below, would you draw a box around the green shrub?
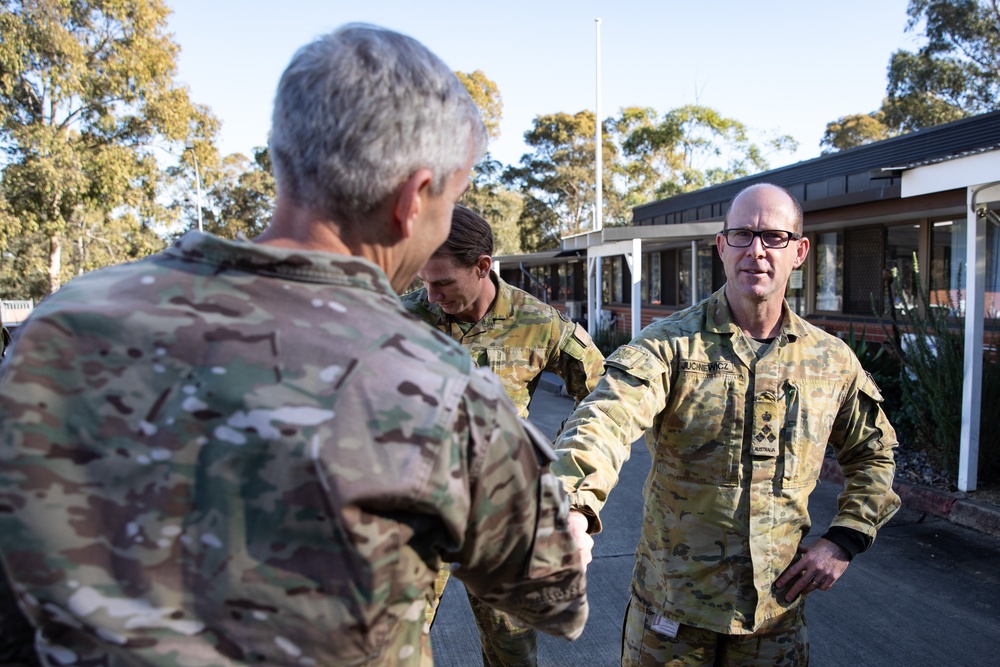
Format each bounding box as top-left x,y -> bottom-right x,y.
878,256 -> 999,484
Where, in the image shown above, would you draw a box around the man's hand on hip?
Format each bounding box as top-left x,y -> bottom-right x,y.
775,537 -> 850,602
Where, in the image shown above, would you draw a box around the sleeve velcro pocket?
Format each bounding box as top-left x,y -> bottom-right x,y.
859,371 -> 884,403
604,344 -> 664,385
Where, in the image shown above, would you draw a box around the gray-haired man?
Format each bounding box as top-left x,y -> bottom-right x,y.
0,24 -> 589,666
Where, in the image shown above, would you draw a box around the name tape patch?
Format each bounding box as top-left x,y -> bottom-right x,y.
679,360 -> 733,374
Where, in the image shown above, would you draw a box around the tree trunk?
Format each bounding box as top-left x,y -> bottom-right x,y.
48,234 -> 61,294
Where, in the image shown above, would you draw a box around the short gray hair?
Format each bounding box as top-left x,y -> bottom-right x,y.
269,24 -> 487,224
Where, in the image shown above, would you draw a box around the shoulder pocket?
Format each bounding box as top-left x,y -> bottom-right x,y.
561,324 -> 592,362
605,344 -> 664,384
859,372 -> 884,403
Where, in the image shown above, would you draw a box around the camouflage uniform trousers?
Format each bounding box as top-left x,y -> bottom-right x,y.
622,594 -> 808,667
426,563 -> 537,667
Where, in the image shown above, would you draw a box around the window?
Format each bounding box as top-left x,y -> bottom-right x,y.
697,246 -> 713,302
600,257 -> 624,303
679,248 -> 692,306
557,263 -> 572,301
843,226 -> 885,315
601,257 -> 613,304
525,265 -> 549,301
933,215 -> 1000,316
612,257 -> 623,302
930,220 -> 962,314
990,213 -> 1000,316
815,232 -> 843,312
886,224 -> 920,308
663,250 -> 678,306
642,252 -> 661,305
785,267 -> 806,316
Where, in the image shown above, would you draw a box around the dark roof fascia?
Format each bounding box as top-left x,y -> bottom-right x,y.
494,249 -> 562,266
800,184 -> 902,213
632,110 -> 1000,221
553,248 -> 586,258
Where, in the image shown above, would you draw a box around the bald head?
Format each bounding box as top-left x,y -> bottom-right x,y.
725,184 -> 803,236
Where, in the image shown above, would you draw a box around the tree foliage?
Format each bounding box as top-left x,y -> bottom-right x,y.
0,0 -> 218,298
456,70 -> 503,142
820,110 -> 896,153
201,147 -> 275,241
453,70 -> 523,254
461,155 -> 523,255
619,104 -> 796,198
504,110 -> 618,250
504,105 -> 795,251
822,0 -> 1000,151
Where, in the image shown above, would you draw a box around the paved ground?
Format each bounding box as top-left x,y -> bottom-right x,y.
430,378 -> 1000,667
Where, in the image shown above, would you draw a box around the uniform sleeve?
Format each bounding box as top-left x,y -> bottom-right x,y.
827,364 -> 901,544
548,321 -> 606,404
447,368 -> 588,640
550,342 -> 668,534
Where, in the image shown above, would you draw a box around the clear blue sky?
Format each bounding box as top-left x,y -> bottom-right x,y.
165,0 -> 919,170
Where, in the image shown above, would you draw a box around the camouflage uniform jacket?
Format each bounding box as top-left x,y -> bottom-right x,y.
402,275 -> 604,418
0,231 -> 587,667
552,286 -> 900,635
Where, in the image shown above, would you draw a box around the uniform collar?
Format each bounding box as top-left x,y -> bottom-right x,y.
488,273 -> 515,322
165,230 -> 397,298
705,285 -> 810,343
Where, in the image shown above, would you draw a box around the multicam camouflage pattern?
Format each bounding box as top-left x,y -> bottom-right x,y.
405,274 -> 604,666
402,274 -> 604,418
553,286 -> 900,635
621,594 -> 808,666
0,231 -> 587,666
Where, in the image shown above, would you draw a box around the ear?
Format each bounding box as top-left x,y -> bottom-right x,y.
393,168 -> 434,240
476,254 -> 492,278
715,232 -> 727,258
792,236 -> 810,268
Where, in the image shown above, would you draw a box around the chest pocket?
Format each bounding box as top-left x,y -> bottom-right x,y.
658,367 -> 741,486
484,346 -> 546,416
784,378 -> 843,487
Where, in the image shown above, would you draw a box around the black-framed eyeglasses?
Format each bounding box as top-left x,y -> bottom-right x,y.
723,228 -> 801,249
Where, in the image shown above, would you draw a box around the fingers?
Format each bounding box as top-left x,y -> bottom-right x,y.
781,571 -> 813,602
568,510 -> 594,571
776,569 -> 826,602
775,539 -> 850,601
774,561 -> 838,602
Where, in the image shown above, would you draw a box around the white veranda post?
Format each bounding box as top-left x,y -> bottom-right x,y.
960,182 -> 1000,491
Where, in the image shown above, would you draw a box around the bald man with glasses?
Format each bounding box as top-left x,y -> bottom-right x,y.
552,183 -> 900,666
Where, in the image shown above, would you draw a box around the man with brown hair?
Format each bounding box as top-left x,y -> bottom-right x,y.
404,205 -> 604,666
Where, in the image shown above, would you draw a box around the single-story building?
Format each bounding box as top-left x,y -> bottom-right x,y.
498,109 -> 1000,492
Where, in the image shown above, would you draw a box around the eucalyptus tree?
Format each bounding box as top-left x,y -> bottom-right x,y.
822,0 -> 1000,151
0,0 -> 218,297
